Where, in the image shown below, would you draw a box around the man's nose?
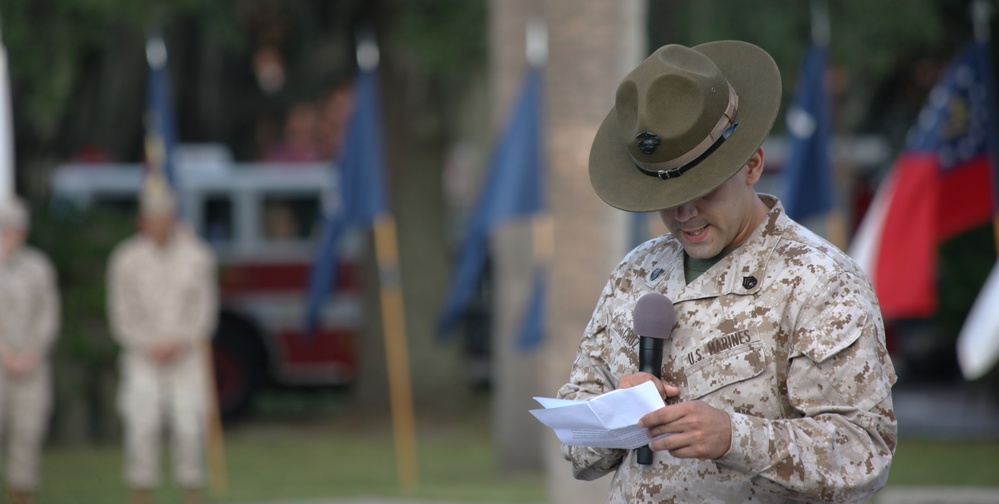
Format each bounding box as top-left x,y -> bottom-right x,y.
672,202 -> 697,222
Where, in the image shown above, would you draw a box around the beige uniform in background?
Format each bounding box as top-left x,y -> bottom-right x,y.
107,225 -> 218,489
0,245 -> 59,492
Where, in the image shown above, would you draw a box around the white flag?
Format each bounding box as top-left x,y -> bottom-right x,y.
957,260 -> 999,380
0,37 -> 14,203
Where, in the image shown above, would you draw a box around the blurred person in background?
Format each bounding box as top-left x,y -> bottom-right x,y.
264,101 -> 323,162
559,41 -> 896,502
107,176 -> 218,504
0,197 -> 60,504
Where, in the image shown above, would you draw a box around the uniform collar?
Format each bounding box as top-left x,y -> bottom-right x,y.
651,194 -> 788,302
0,247 -> 24,266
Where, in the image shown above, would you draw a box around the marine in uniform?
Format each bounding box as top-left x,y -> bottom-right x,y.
107,177 -> 218,504
0,198 -> 59,504
559,41 -> 897,503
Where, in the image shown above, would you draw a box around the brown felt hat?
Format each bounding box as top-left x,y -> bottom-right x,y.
589,41 -> 781,212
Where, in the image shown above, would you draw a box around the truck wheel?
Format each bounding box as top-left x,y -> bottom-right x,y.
212,324 -> 265,421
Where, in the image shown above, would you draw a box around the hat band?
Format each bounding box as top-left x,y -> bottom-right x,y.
631,83 -> 739,179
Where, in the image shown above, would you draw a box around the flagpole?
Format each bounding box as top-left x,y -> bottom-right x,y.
809,0 -> 847,250
521,15 -> 551,350
359,32 -> 419,494
373,214 -> 419,493
0,16 -> 14,204
810,0 -> 830,47
531,214 -> 553,290
147,33 -> 229,496
971,0 -> 999,256
203,340 -> 228,496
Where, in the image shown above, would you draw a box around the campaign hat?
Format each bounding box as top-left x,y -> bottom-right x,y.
588,41 -> 781,211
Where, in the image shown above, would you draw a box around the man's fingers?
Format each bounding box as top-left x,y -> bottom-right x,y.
653,439 -> 701,459
642,401 -> 732,460
617,372 -> 657,389
619,373 -> 682,404
639,404 -> 682,429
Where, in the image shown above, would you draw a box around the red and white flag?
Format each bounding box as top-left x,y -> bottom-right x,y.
850,41 -> 998,319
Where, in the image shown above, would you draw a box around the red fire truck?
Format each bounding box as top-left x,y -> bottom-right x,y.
51,145 -> 362,418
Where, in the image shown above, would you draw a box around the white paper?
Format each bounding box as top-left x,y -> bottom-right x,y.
529,381 -> 666,449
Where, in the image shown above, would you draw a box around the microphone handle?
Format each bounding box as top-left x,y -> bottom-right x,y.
637,336 -> 664,465
638,336 -> 664,375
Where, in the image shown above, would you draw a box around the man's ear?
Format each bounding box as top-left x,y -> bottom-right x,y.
744,147 -> 765,185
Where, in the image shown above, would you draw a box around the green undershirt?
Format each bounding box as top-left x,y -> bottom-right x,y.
684,246 -> 737,284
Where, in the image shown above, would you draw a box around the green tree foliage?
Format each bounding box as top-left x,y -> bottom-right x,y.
0,0 -> 234,140
29,203 -> 135,440
0,0 -> 486,194
29,204 -> 131,364
647,0 -> 988,137
390,0 -> 486,79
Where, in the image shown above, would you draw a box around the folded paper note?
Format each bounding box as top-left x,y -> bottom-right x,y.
529,381 -> 666,449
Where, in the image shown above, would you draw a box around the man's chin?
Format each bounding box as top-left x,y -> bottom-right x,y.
682,242 -> 722,260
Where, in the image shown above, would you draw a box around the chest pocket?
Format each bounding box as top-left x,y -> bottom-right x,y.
683,334 -> 766,400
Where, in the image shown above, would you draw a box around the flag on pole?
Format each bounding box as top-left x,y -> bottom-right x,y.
144,34 -> 229,496
0,29 -> 14,203
305,35 -> 418,491
782,43 -> 835,222
144,36 -> 179,189
850,41 -> 998,319
437,66 -> 545,339
957,0 -> 999,381
957,259 -> 999,379
517,258 -> 546,349
302,65 -> 388,336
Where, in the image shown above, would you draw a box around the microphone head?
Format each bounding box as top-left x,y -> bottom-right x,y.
633,293 -> 676,340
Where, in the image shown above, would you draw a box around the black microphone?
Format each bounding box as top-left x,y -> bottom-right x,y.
632,292 -> 676,465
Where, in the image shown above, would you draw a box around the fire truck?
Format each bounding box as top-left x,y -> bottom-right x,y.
50,144 -> 362,418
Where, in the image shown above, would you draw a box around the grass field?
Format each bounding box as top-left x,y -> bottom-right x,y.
32,396 -> 999,504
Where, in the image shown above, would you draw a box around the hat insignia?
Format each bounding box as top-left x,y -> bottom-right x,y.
635,131 -> 660,155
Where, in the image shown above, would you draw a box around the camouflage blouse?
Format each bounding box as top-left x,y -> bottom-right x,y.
558,195 -> 897,503
107,226 -> 218,354
0,246 -> 59,356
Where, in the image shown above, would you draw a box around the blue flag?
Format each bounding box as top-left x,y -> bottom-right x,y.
144,37 -> 179,189
782,44 -> 834,221
438,66 -> 545,339
303,67 -> 388,337
516,273 -> 545,349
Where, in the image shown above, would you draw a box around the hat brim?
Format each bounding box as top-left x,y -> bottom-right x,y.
588,40 -> 782,212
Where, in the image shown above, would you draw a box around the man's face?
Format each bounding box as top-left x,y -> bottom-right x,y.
141,214 -> 175,246
0,227 -> 26,258
657,156 -> 763,260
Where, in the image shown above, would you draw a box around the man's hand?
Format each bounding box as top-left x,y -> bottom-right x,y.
1,350 -> 39,377
149,341 -> 185,365
0,349 -> 16,373
639,400 -> 732,460
617,372 -> 681,401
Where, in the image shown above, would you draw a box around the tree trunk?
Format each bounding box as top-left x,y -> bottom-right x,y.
540,1 -> 646,503
487,0 -> 544,475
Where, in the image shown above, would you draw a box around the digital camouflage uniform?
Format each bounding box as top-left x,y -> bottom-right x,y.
559,195 -> 897,503
107,226 -> 217,489
0,245 -> 59,491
